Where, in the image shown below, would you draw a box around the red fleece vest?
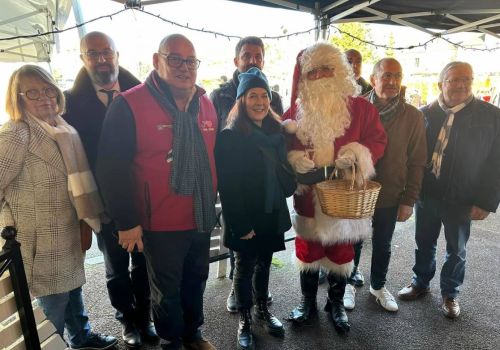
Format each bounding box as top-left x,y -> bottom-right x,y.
122,83 -> 217,231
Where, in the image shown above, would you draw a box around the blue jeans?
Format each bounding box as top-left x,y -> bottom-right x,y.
36,287 -> 91,346
412,197 -> 471,298
370,206 -> 398,290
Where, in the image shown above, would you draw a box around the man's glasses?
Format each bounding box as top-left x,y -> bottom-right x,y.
158,52 -> 201,70
444,78 -> 473,86
19,87 -> 58,100
380,72 -> 403,81
82,49 -> 116,60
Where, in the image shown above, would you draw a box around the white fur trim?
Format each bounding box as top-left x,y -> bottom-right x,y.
295,183 -> 310,196
296,257 -> 354,277
338,142 -> 375,180
288,150 -> 306,171
292,192 -> 372,244
282,119 -> 298,134
313,144 -> 334,167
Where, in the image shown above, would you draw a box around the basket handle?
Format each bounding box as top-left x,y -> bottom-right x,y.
332,163 -> 366,191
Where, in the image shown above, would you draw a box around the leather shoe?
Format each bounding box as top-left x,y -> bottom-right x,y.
227,287 -> 238,313
183,337 -> 216,350
398,283 -> 430,301
138,321 -> 158,342
442,297 -> 460,319
122,323 -> 141,348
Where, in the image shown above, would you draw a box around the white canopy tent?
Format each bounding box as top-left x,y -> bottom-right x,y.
0,0 -> 72,62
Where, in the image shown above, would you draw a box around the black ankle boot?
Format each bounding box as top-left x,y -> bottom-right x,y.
324,297 -> 350,334
288,270 -> 319,324
325,276 -> 350,334
288,296 -> 317,324
238,309 -> 254,350
254,300 -> 284,337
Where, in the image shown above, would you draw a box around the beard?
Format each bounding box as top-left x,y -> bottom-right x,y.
296,77 -> 352,148
89,63 -> 118,86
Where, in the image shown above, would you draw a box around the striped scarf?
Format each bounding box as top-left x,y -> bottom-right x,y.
431,94 -> 472,178
32,115 -> 104,232
145,71 -> 216,233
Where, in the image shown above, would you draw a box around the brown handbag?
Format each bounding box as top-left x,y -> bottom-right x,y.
79,220 -> 93,252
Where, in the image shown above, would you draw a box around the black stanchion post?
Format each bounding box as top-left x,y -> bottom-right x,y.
1,226 -> 41,350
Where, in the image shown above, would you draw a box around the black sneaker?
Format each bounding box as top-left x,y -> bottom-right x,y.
70,332 -> 117,350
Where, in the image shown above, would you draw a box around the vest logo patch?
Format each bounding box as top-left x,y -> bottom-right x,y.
200,120 -> 215,132
157,124 -> 172,131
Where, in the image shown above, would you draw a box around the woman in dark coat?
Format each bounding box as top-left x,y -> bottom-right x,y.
215,67 -> 295,350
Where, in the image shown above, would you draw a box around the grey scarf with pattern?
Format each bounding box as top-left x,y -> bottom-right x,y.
366,89 -> 401,123
145,71 -> 216,233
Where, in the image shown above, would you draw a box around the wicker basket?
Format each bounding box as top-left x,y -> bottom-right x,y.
315,164 -> 381,219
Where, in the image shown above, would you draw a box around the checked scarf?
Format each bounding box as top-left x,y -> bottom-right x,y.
145,71 -> 216,233
366,89 -> 401,123
431,94 -> 472,178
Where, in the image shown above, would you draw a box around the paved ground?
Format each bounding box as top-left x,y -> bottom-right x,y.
82,212 -> 500,350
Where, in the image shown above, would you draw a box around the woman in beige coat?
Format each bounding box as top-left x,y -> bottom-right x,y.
0,65 -> 116,349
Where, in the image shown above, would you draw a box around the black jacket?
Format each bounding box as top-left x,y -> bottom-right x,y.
420,98 -> 500,212
215,126 -> 292,253
63,66 -> 140,174
210,70 -> 284,131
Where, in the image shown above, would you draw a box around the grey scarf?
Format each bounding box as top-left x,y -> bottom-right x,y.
145,71 -> 216,233
366,90 -> 401,123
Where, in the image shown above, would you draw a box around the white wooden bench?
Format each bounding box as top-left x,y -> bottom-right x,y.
0,227 -> 67,350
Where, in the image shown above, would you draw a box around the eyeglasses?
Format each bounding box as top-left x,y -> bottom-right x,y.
380,72 -> 403,81
19,87 -> 58,100
158,52 -> 201,70
82,49 -> 116,60
444,78 -> 473,85
307,66 -> 334,80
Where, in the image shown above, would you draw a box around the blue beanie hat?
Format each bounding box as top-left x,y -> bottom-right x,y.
236,67 -> 272,101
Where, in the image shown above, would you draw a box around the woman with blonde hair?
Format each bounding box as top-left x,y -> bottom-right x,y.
1,65 -> 116,349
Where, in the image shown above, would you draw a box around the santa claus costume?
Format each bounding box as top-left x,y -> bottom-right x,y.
283,43 -> 386,333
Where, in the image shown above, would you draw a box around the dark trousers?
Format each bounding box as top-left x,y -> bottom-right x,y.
370,206 -> 399,290
96,222 -> 151,325
233,250 -> 273,310
142,230 -> 210,345
413,198 -> 471,298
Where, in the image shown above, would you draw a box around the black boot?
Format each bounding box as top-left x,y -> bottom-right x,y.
288,271 -> 319,324
324,274 -> 350,334
238,309 -> 254,350
254,300 -> 284,337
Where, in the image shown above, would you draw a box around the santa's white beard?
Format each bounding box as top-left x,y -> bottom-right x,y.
297,77 -> 351,148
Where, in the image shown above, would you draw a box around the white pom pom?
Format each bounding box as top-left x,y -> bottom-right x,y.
282,119 -> 298,134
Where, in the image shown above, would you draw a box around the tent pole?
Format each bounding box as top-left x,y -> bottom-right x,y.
71,0 -> 86,39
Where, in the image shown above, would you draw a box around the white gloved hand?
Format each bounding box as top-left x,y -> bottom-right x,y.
335,149 -> 356,169
294,156 -> 316,174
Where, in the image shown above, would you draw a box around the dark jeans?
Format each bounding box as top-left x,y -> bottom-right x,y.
233,250 -> 273,310
347,241 -> 363,285
412,197 -> 471,298
370,206 -> 399,290
95,222 -> 151,325
142,230 -> 210,345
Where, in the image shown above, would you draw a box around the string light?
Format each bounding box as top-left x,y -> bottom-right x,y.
0,7 -> 498,52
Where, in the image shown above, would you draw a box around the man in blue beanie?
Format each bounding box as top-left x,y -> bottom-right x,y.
210,36 -> 283,313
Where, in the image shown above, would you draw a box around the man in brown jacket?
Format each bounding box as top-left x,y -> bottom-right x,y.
343,57 -> 427,312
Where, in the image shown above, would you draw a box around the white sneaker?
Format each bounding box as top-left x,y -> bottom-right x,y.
370,286 -> 398,312
343,284 -> 356,310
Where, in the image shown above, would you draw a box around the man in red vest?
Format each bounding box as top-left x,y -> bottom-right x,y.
97,34 -> 218,350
